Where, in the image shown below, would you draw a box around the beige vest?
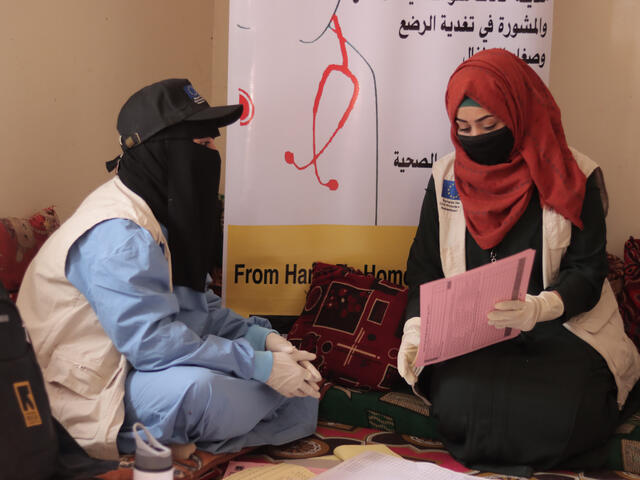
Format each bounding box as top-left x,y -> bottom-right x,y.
431,148 -> 640,408
17,177 -> 171,460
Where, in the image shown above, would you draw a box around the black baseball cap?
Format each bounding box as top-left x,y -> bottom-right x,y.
117,78 -> 243,149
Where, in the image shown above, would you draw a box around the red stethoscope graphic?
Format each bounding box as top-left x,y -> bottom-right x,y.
284,15 -> 360,191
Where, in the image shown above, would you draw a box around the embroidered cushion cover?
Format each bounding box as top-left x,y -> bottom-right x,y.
0,207 -> 60,298
620,237 -> 640,352
287,262 -> 408,391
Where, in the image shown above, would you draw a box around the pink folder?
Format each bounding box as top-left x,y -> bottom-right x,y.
416,249 -> 535,366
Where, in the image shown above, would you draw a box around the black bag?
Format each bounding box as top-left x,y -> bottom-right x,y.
0,282 -> 120,479
0,281 -> 58,480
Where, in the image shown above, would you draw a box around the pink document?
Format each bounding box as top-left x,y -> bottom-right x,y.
416,249 -> 535,366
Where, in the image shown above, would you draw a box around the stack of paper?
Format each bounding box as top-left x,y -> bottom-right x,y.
417,249 -> 535,366
223,444 -> 399,478
314,451 -> 479,479
333,443 -> 400,460
224,461 -> 316,479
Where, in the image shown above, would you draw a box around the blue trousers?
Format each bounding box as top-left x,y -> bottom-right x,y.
116,366 -> 319,454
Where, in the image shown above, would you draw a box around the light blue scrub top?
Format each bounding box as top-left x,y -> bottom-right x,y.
65,218 -> 274,383
63,218 -> 318,454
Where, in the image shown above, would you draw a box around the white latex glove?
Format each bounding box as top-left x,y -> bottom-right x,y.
265,333 -> 322,383
266,350 -> 321,399
487,290 -> 564,332
265,332 -> 295,353
298,359 -> 322,384
398,317 -> 424,386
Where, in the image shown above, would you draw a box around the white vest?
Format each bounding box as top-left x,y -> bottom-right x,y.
431,148 -> 640,408
17,177 -> 171,460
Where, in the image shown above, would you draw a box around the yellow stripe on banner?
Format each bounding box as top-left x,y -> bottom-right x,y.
226,225 -> 417,317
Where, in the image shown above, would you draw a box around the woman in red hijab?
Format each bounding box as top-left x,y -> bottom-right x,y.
398,49 -> 640,475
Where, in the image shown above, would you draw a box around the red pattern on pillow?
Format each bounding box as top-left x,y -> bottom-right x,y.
620,237 -> 640,352
0,207 -> 60,296
607,252 -> 624,302
287,262 -> 408,391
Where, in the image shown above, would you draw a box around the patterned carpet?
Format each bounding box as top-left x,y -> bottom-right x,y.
232,421 -> 640,480
93,419 -> 640,479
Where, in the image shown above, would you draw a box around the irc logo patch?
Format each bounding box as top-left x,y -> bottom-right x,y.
442,179 -> 460,200
183,84 -> 206,104
13,381 -> 43,428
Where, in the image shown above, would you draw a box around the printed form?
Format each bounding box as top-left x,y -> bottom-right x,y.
313,451 -> 478,479
416,249 -> 535,367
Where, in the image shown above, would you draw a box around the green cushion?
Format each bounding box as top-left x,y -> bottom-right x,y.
319,383 -> 439,440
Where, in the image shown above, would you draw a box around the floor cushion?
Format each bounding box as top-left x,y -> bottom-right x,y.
620,237 -> 640,351
0,206 -> 60,300
287,262 -> 408,391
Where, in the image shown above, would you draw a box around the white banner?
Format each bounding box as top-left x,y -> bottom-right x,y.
224,0 -> 553,316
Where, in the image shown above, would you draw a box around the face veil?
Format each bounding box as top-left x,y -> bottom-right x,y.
117,122 -> 222,292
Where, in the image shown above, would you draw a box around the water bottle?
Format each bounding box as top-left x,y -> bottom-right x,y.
132,422 -> 173,480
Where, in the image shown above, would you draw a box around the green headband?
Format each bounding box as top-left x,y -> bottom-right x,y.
459,96 -> 481,108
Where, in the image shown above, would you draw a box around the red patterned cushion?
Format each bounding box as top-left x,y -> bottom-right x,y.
0,207 -> 60,296
607,252 -> 625,301
620,237 -> 640,352
287,262 -> 408,391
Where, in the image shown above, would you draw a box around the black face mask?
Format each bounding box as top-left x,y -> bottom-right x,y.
457,126 -> 515,166
117,125 -> 222,292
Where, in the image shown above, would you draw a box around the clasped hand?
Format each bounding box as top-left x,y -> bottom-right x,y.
265,333 -> 322,398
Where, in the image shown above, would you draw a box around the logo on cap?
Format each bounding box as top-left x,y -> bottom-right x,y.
183,84 -> 205,105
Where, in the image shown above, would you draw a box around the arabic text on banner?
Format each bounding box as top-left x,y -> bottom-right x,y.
225,1 -> 552,315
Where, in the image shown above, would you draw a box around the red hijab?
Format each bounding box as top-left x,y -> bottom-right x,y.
445,49 -> 586,250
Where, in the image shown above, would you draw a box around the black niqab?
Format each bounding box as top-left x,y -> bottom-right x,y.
117,122 -> 222,292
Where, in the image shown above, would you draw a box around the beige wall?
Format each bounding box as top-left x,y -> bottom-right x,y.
550,0 -> 640,256
0,0 -> 216,221
1,0 -> 638,257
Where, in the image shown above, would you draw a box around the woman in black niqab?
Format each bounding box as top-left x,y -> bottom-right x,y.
116,120 -> 223,292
